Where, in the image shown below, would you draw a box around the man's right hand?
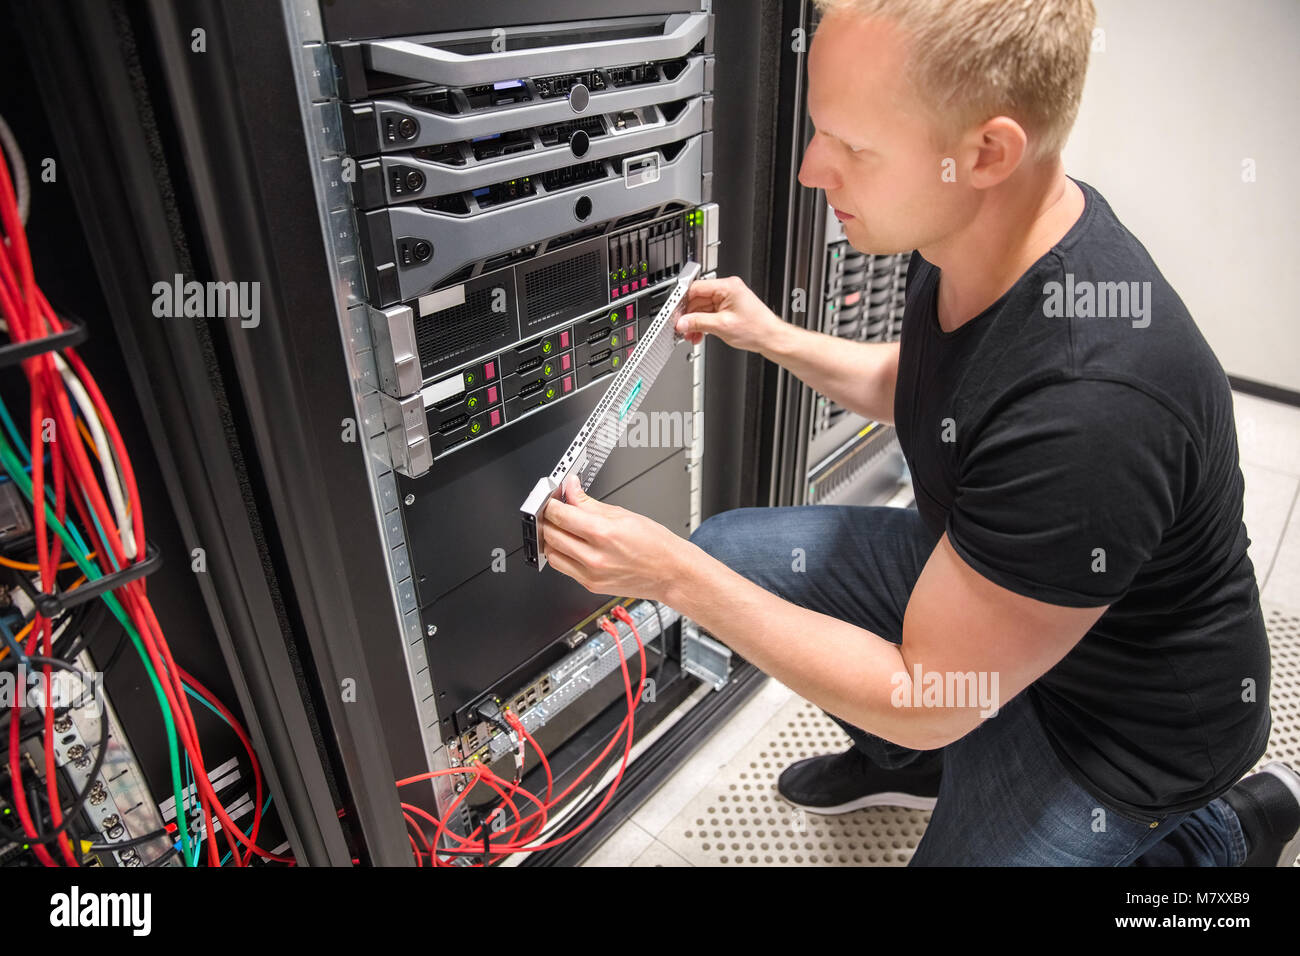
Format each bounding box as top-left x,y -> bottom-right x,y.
676,274 -> 900,426
674,275 -> 782,353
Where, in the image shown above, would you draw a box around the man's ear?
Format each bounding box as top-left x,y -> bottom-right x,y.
965,116 -> 1028,190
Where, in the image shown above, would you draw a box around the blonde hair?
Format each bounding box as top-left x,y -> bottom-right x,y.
811,0 -> 1096,159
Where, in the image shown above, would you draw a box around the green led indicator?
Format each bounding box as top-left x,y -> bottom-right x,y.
611,355 -> 620,368
544,363 -> 553,376
470,421 -> 482,434
542,341 -> 553,354
465,372 -> 476,386
467,396 -> 479,409
610,335 -> 619,348
545,387 -> 556,399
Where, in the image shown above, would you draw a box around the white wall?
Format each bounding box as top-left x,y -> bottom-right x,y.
1062,0 -> 1300,392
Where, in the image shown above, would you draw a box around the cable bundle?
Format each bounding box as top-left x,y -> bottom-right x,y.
0,120 -> 283,867
398,605 -> 649,866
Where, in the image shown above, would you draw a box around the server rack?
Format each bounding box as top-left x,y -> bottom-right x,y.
4,0 -> 798,865
765,2 -> 909,511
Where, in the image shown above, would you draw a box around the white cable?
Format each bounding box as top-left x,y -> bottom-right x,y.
55,353 -> 137,560
0,113 -> 31,226
0,316 -> 137,560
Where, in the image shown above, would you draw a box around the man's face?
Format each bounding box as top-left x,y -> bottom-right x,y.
798,12 -> 978,255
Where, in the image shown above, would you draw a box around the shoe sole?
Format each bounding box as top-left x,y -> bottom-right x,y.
780,791 -> 938,815
1258,761 -> 1300,867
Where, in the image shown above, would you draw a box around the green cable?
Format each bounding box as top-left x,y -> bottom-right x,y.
0,429 -> 194,865
0,397 -> 97,561
0,395 -> 30,465
183,684 -> 271,867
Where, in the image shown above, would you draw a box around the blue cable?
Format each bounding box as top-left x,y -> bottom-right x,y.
220,795 -> 274,867
79,487 -> 121,573
0,458 -> 35,485
184,752 -> 200,867
0,615 -> 26,662
183,684 -> 271,867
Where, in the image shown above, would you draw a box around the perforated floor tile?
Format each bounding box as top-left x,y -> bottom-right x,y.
1260,606 -> 1300,771
645,603 -> 1300,867
652,695 -> 930,866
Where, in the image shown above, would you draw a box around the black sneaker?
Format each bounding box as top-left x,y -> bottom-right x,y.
1221,761 -> 1300,867
777,746 -> 942,814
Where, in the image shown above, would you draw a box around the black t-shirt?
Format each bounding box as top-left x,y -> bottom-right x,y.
893,178 -> 1271,816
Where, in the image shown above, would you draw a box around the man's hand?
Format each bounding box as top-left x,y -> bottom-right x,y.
675,275 -> 784,351
540,475 -> 690,602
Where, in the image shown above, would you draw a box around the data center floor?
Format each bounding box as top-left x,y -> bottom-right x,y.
582,391 -> 1300,866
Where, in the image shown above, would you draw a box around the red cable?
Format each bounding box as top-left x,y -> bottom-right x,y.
497,615 -> 643,853
403,811 -> 432,866
178,667 -> 276,865
505,711 -> 551,841
404,610 -> 647,861
31,396 -> 77,866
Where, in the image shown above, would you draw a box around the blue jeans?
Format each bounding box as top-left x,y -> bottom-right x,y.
689,505 -> 1249,866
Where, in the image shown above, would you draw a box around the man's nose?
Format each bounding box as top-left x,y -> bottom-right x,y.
798,135 -> 840,191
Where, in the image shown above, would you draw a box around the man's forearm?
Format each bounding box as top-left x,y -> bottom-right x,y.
759,322 -> 899,425
661,540 -> 956,751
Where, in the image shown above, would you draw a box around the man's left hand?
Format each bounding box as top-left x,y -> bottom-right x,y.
540,475 -> 688,602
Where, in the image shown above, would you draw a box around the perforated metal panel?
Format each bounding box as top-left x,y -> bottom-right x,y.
414,284 -> 511,371
519,247 -> 607,330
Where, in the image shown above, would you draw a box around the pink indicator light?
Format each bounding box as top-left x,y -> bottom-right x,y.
487,385 -> 498,404
562,375 -> 573,393
484,361 -> 495,381
561,353 -> 571,371
489,409 -> 501,428
560,330 -> 570,348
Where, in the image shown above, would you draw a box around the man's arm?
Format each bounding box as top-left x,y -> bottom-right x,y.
541,478 -> 1107,751
675,276 -> 899,425
659,530 -> 1105,750
762,325 -> 899,426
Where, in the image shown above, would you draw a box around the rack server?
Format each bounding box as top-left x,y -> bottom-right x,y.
5,0 -> 781,867
290,6 -> 726,841
804,213 -> 910,506
766,3 -> 909,510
